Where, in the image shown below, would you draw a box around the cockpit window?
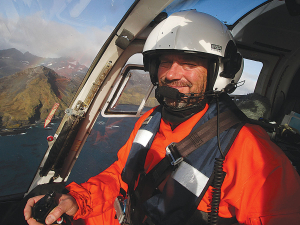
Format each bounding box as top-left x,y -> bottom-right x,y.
0,0 -> 135,198
103,53 -> 158,117
231,58 -> 263,95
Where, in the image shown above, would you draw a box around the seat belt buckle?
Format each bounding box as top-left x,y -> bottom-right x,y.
166,143 -> 183,166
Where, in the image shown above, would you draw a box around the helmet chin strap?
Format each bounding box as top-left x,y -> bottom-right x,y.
155,86 -> 207,125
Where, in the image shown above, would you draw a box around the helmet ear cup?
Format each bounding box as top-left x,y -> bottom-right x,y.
221,40 -> 242,79
149,57 -> 160,85
143,54 -> 159,85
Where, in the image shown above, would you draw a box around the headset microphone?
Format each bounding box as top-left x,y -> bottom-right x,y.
155,86 -> 207,104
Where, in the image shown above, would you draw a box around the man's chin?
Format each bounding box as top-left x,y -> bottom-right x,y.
164,96 -> 205,109
164,99 -> 188,109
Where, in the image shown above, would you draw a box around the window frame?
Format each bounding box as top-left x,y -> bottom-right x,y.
101,64 -> 155,117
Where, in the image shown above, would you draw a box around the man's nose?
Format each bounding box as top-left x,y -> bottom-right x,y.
165,62 -> 183,80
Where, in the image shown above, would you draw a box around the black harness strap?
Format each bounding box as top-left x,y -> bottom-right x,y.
169,109 -> 241,158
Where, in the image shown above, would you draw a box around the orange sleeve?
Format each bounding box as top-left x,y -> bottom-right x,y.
66,108 -> 156,220
218,124 -> 300,224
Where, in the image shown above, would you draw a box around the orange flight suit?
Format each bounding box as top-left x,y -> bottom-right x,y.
66,105 -> 300,224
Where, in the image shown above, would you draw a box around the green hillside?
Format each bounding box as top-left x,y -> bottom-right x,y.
0,66 -> 76,130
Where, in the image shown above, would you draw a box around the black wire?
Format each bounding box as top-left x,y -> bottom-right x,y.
209,94 -> 225,225
216,95 -> 225,158
209,158 -> 225,225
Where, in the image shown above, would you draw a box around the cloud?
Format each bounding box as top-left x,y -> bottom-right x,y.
69,0 -> 92,18
0,12 -> 112,66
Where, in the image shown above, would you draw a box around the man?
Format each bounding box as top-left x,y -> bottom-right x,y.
24,10 -> 300,225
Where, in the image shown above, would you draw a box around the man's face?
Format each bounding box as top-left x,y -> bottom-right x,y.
157,53 -> 208,107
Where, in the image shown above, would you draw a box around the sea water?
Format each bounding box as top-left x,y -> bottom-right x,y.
0,115 -> 138,197
0,122 -> 59,197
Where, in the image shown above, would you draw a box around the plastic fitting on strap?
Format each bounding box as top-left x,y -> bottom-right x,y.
166,143 -> 183,166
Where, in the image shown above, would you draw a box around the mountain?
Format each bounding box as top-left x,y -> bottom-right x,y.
0,66 -> 77,131
0,48 -> 88,81
0,48 -> 40,78
39,57 -> 87,83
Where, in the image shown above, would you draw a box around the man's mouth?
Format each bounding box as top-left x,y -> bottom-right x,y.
160,80 -> 192,89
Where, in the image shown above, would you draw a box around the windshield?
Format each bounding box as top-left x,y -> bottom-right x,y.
0,0 -> 135,198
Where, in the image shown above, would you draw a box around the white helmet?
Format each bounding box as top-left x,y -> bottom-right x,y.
143,10 -> 243,94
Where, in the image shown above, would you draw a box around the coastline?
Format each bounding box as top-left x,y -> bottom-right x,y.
0,118 -> 61,136
0,126 -> 32,136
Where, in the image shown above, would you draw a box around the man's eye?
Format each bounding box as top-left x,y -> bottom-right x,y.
182,62 -> 197,68
160,61 -> 172,68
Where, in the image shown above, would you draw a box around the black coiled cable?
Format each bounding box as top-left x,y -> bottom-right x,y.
209,158 -> 225,225
208,95 -> 225,225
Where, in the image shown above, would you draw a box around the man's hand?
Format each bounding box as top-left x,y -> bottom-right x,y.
24,194 -> 79,225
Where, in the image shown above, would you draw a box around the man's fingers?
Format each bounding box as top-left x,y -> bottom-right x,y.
24,195 -> 44,221
45,194 -> 78,225
59,194 -> 79,216
24,198 -> 35,220
26,217 -> 44,225
24,194 -> 78,225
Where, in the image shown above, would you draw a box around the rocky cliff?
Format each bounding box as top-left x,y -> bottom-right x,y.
0,66 -> 77,131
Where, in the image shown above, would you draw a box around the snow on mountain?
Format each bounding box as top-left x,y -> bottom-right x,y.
0,48 -> 88,81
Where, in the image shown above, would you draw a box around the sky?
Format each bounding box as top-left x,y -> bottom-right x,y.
0,0 -> 135,66
0,0 -> 263,94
